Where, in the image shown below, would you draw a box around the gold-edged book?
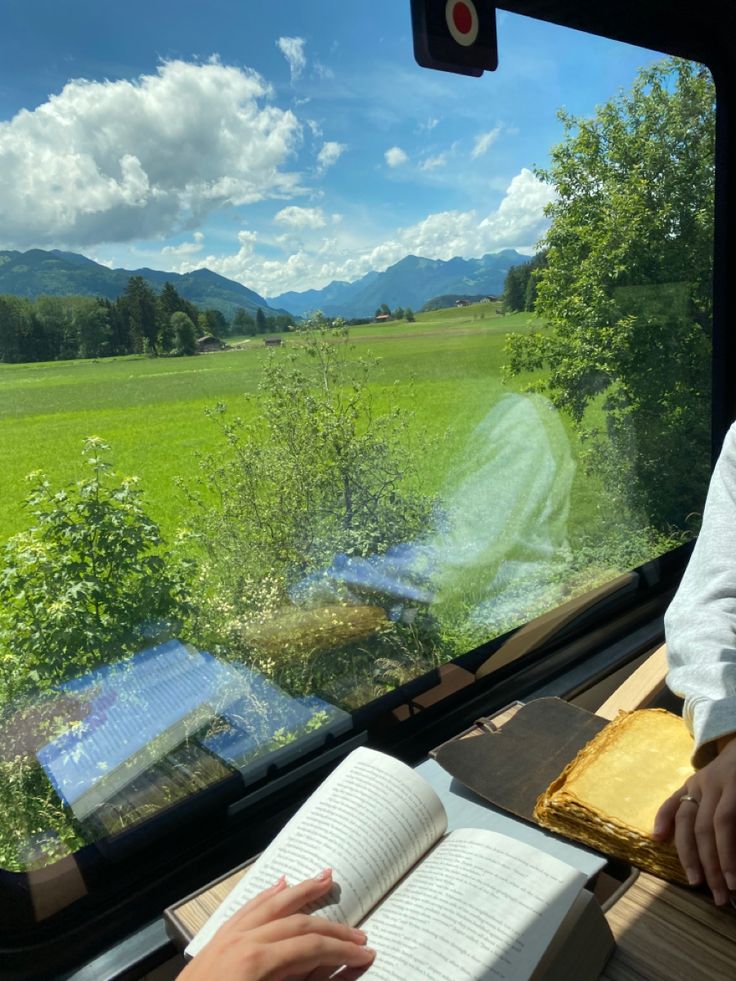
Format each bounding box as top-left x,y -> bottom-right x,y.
534,709 -> 694,883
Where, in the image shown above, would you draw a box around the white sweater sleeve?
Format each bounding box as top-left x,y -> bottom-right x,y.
665,423 -> 736,767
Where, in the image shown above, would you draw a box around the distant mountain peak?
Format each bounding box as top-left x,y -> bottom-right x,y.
268,249 -> 528,319
0,248 -> 283,318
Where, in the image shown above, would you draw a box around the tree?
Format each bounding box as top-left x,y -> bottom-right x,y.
0,296 -> 34,363
255,307 -> 267,334
185,316 -> 434,603
232,307 -> 256,335
200,308 -> 228,337
122,276 -> 159,354
505,58 -> 714,529
171,311 -> 197,356
405,307 -> 415,323
0,438 -> 192,702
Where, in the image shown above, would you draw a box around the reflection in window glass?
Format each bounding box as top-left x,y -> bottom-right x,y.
0,2 -> 713,877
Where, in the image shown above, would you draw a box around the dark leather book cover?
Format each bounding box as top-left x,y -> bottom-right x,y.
433,697 -> 608,823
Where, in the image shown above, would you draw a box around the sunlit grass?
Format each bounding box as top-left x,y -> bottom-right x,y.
0,307 -> 550,541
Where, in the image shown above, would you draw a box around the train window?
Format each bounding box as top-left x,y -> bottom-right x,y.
0,0 -> 716,961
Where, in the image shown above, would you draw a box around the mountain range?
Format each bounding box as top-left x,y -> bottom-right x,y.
0,249 -> 283,319
0,247 -> 528,321
267,250 -> 527,318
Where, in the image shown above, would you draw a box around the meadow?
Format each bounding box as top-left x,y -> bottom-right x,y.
0,306 -> 565,544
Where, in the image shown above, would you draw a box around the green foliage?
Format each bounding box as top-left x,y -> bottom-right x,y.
232,307 -> 256,335
122,276 -> 159,355
503,253 -> 547,313
0,438 -> 193,703
505,58 -> 714,529
185,316 -> 434,603
171,311 -> 197,356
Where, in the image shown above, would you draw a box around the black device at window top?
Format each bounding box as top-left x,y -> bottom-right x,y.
411,0 -> 498,76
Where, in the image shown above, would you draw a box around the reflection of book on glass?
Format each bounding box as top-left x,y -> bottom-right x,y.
186,747 -> 614,980
535,709 -> 694,883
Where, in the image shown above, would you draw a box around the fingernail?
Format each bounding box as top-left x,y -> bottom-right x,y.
275,874 -> 287,889
714,889 -> 729,907
686,868 -> 701,885
313,867 -> 332,881
359,947 -> 376,961
351,928 -> 367,943
725,873 -> 736,890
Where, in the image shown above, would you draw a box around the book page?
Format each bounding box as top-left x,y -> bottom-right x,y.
358,827 -> 586,980
185,747 -> 447,957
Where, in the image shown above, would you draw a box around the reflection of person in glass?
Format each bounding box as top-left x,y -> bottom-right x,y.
294,392 -> 575,636
179,870 -> 374,980
653,423 -> 736,907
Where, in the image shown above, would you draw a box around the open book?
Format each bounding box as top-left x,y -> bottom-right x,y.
186,747 -> 611,979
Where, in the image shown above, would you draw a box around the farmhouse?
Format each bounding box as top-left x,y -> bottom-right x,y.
195,334 -> 223,353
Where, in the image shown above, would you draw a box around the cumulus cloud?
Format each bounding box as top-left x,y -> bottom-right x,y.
0,59 -> 303,249
316,141 -> 346,173
385,146 -> 408,167
190,168 -> 554,295
274,206 -> 327,230
276,37 -> 306,82
471,125 -> 502,159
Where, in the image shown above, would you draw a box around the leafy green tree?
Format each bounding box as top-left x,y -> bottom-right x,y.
171,311 -> 197,356
505,58 -> 714,529
232,307 -> 256,335
503,267 -> 525,312
0,438 -> 193,703
185,316 -> 434,603
200,308 -> 228,337
394,306 -> 404,321
405,307 -> 415,323
0,296 -> 34,363
122,276 -> 159,354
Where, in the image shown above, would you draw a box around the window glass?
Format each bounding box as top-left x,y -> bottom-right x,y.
0,1 -> 713,884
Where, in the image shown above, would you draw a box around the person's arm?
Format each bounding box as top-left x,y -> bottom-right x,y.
178,871 -> 375,981
664,422 -> 736,766
653,424 -> 736,905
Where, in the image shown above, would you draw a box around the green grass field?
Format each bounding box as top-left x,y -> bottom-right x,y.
0,304 -> 571,543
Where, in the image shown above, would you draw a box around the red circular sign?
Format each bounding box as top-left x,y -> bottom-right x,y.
445,0 -> 479,46
453,2 -> 473,34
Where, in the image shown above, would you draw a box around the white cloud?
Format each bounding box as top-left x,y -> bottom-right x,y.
276,37 -> 306,83
162,231 -> 204,257
471,125 -> 502,159
316,141 -> 346,173
190,168 -> 553,296
314,62 -> 335,80
385,146 -> 408,167
274,206 -> 327,230
0,59 -> 303,249
420,152 -> 448,171
418,117 -> 440,133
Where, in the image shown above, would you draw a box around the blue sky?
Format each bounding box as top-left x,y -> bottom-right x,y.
0,1 -> 665,297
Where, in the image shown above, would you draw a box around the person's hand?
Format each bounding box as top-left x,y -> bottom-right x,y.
178,869 -> 375,981
653,733 -> 736,906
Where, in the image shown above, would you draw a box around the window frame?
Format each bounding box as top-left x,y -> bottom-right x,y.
2,2 -> 734,976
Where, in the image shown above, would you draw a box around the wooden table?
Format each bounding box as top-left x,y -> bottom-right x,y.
166,644 -> 736,978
